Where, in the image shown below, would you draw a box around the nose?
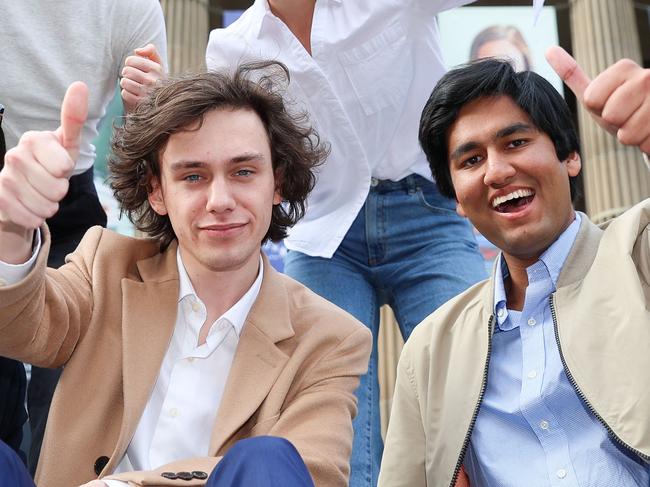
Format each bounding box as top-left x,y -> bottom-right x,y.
483,155 -> 516,188
205,177 -> 236,213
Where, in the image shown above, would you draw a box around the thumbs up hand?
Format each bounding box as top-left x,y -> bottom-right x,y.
0,81 -> 88,261
546,46 -> 650,154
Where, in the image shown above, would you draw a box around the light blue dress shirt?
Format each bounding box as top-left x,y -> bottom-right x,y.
464,213 -> 650,486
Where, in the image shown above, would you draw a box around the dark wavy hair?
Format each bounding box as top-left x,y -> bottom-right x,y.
419,58 -> 580,201
110,61 -> 327,247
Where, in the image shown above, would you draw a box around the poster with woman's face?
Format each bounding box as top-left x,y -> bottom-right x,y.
438,6 -> 563,95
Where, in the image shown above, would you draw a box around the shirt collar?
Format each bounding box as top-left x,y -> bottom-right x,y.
492,212 -> 582,328
176,249 -> 264,337
257,0 -> 342,38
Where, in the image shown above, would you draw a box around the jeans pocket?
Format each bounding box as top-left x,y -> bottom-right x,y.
416,182 -> 458,215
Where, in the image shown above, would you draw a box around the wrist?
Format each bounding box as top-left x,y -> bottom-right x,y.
0,222 -> 35,264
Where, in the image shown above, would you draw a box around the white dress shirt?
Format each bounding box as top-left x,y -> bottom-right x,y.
0,237 -> 262,487
206,0 -> 473,258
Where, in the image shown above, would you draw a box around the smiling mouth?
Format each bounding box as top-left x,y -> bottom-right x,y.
201,223 -> 246,232
492,189 -> 535,213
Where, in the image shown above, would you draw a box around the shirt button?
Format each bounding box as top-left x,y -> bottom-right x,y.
497,308 -> 505,318
187,357 -> 194,363
191,302 -> 200,312
527,370 -> 537,379
556,468 -> 567,479
169,407 -> 179,418
0,278 -> 7,287
527,318 -> 537,327
539,420 -> 549,430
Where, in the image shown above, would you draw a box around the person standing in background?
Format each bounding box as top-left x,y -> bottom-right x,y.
205,2 -> 539,485
0,0 -> 167,473
469,25 -> 533,72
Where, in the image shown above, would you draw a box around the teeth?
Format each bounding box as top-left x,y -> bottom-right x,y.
492,189 -> 534,208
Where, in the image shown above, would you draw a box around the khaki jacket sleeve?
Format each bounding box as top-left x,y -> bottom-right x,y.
265,326 -> 371,486
105,326 -> 372,487
0,225 -> 100,367
378,344 -> 427,487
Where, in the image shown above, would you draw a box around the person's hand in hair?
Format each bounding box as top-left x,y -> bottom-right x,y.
0,81 -> 88,263
546,45 -> 650,154
120,43 -> 166,113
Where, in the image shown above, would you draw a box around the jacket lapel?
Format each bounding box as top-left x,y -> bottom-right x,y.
107,242 -> 180,470
209,256 -> 294,453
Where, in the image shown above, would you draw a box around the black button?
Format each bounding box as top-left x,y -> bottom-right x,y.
161,471 -> 178,480
94,456 -> 109,475
192,471 -> 208,480
177,471 -> 193,481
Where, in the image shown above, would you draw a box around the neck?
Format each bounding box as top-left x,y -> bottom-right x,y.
502,256 -> 532,311
268,0 -> 315,54
181,251 -> 260,332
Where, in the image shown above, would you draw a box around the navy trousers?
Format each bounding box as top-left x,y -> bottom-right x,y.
0,441 -> 33,487
0,436 -> 314,487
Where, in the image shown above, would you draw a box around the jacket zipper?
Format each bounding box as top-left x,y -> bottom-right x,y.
449,315 -> 494,487
550,294 -> 650,463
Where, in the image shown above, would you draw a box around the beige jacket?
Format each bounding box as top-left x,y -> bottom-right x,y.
0,227 -> 372,487
379,200 -> 650,487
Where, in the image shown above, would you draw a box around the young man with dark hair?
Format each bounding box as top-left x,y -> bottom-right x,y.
379,48 -> 650,487
0,63 -> 371,487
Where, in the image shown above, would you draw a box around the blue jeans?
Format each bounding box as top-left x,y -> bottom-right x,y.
284,175 -> 487,487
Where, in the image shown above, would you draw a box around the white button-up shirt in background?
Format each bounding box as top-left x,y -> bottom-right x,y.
0,240 -> 263,487
206,0 -> 473,258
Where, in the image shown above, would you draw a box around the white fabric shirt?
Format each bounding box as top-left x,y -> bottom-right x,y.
0,0 -> 167,174
206,0 -> 472,257
0,239 -> 262,487
106,250 -> 263,485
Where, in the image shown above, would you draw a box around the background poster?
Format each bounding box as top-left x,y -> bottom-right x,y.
438,6 -> 562,94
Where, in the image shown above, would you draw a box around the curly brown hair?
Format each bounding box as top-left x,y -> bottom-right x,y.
109,61 -> 327,247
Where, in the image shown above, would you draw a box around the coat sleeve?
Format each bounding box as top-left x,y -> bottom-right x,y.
378,343 -> 427,487
0,225 -> 101,368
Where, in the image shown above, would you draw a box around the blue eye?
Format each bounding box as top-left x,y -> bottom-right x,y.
235,169 -> 253,177
184,174 -> 202,182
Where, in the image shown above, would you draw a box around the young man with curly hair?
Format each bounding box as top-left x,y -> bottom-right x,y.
0,63 -> 371,487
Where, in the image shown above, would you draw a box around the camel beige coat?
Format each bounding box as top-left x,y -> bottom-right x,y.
0,227 -> 372,487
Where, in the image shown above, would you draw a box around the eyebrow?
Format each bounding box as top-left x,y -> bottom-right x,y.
495,122 -> 535,139
169,152 -> 266,171
449,123 -> 536,162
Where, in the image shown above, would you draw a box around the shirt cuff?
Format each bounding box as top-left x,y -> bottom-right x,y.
103,481 -> 131,487
0,229 -> 42,287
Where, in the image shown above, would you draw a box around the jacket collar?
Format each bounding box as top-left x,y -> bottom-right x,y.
556,211 -> 602,288
209,256 -> 295,452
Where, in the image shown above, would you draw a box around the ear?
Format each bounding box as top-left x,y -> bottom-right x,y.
147,177 -> 168,216
565,151 -> 582,177
456,200 -> 467,218
273,168 -> 283,205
